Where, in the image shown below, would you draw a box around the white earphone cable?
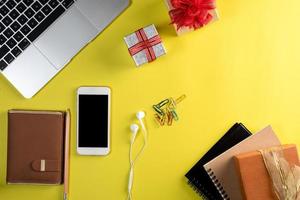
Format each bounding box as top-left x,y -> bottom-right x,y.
139,119 -> 148,146
127,119 -> 147,200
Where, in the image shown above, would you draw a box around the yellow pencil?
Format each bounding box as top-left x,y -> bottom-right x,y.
64,110 -> 71,200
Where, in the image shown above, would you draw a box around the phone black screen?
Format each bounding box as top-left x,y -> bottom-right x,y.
78,95 -> 108,147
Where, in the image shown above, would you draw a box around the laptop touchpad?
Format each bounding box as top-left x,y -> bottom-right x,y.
76,0 -> 129,31
34,6 -> 97,70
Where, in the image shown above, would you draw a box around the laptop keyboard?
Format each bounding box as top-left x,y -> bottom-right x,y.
0,0 -> 75,71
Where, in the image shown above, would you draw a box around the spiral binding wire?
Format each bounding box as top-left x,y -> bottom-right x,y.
187,180 -> 208,200
206,168 -> 230,200
187,177 -> 221,200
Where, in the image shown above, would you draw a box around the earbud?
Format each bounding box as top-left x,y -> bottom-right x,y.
136,111 -> 145,120
136,111 -> 147,140
130,124 -> 139,134
130,124 -> 139,143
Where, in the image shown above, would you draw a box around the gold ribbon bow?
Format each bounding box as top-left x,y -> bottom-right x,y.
259,147 -> 300,200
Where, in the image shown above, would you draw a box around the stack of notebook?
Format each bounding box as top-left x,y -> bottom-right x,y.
185,123 -> 252,199
185,124 -> 285,200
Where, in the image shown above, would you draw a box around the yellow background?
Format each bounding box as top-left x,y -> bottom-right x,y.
1,0 -> 300,199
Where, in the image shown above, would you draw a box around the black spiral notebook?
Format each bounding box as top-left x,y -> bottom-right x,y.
185,123 -> 252,200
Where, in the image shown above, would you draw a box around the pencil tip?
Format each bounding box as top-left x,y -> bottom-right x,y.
64,193 -> 67,200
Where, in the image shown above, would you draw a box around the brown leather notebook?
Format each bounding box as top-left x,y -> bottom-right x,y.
234,144 -> 299,200
7,110 -> 67,185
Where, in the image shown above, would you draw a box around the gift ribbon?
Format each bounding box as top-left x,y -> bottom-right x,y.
169,0 -> 216,30
259,147 -> 300,200
128,28 -> 162,62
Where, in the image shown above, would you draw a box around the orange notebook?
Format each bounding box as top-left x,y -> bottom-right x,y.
234,144 -> 299,200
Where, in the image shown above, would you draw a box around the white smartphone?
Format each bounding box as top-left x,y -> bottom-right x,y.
77,87 -> 111,155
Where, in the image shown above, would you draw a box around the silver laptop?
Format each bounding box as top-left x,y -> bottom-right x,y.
0,0 -> 129,98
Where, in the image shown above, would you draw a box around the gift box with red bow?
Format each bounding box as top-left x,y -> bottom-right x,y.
124,24 -> 166,67
166,0 -> 219,35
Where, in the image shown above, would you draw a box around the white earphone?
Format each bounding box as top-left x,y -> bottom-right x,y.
136,111 -> 145,120
127,111 -> 148,200
136,111 -> 147,140
130,124 -> 139,143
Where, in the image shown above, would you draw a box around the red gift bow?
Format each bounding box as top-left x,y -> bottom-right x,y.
169,0 -> 216,30
128,28 -> 162,63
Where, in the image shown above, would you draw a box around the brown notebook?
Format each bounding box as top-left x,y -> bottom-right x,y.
7,110 -> 68,185
204,126 -> 281,200
234,144 -> 299,200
